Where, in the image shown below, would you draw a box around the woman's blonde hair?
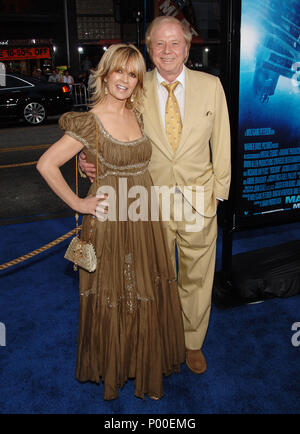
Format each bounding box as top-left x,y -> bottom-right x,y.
145,16 -> 192,64
89,43 -> 146,111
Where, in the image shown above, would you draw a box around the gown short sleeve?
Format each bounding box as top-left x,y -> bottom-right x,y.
59,111 -> 96,152
136,110 -> 144,130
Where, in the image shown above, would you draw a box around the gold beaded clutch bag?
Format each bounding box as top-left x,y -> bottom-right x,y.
64,120 -> 99,273
64,232 -> 97,272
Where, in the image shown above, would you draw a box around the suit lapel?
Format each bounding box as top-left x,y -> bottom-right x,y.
175,67 -> 193,157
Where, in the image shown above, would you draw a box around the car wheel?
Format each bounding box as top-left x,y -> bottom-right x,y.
23,102 -> 47,125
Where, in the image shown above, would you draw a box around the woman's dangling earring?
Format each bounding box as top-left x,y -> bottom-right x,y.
104,79 -> 108,95
130,94 -> 134,103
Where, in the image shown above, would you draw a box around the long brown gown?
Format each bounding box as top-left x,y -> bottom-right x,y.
59,111 -> 185,400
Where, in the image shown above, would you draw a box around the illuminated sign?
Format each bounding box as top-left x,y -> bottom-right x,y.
0,46 -> 51,60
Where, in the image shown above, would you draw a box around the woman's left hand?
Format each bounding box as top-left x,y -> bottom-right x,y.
76,195 -> 105,216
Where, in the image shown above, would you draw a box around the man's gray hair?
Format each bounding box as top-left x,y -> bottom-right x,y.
145,16 -> 192,63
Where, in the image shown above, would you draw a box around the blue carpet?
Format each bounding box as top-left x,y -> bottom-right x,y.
0,217 -> 299,414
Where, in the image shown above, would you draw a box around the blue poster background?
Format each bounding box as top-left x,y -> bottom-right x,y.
236,0 -> 300,220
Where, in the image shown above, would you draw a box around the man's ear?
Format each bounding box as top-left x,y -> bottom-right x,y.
148,47 -> 153,63
184,45 -> 189,64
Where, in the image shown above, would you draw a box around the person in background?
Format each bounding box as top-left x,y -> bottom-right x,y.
32,67 -> 47,82
48,68 -> 61,83
87,66 -> 97,96
79,16 -> 231,376
81,55 -> 92,73
32,67 -> 41,78
60,69 -> 74,91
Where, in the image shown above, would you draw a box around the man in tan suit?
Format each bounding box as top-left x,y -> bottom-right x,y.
80,16 -> 231,374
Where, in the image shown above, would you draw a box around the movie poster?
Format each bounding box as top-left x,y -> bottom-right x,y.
236,0 -> 300,225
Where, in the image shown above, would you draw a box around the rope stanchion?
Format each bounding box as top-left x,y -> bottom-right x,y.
0,144 -> 51,168
0,226 -> 81,271
0,144 -> 50,153
0,143 -> 82,271
0,161 -> 38,169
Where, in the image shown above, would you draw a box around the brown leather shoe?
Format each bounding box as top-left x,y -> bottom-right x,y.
186,349 -> 207,374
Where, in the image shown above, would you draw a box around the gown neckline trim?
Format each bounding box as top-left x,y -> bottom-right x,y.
90,111 -> 146,146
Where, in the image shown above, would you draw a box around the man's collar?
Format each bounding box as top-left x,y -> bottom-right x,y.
155,66 -> 186,87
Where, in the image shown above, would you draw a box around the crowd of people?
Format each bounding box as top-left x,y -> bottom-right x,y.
32,67 -> 75,89
31,64 -> 94,92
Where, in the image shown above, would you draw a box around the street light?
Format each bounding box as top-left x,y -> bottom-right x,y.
203,47 -> 210,68
78,46 -> 84,69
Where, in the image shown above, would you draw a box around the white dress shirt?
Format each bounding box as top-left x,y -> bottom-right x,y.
155,66 -> 185,128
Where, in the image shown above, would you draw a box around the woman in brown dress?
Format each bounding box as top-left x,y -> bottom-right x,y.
37,44 -> 185,400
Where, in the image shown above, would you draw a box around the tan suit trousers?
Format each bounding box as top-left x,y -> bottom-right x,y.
162,194 -> 217,350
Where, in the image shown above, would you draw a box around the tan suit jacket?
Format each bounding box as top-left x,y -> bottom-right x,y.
142,67 -> 231,218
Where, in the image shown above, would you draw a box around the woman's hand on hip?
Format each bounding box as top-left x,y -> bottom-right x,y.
76,194 -> 107,217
